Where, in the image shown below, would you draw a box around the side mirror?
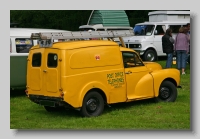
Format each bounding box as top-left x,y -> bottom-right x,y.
154,30 -> 158,35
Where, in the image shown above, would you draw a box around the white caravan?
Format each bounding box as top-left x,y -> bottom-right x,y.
123,11 -> 190,61
10,28 -> 70,90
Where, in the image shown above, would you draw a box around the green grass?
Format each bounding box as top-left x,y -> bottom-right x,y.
10,61 -> 190,130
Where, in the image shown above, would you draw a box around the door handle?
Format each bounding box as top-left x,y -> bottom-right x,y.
125,71 -> 132,74
43,70 -> 47,73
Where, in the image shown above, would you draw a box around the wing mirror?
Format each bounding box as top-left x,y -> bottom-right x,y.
154,30 -> 158,35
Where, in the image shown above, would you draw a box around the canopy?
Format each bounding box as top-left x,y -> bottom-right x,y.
88,10 -> 130,27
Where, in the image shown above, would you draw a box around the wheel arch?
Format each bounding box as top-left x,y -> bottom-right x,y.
78,82 -> 108,107
85,88 -> 107,104
154,77 -> 177,97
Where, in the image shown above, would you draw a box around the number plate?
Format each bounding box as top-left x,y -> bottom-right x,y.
40,100 -> 55,107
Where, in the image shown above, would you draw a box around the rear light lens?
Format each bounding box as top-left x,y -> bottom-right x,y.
25,89 -> 28,96
60,92 -> 64,97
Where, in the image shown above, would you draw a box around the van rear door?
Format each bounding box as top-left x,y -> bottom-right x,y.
27,48 -> 61,97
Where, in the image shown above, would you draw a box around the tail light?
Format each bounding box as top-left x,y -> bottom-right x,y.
60,92 -> 64,97
59,88 -> 64,97
25,89 -> 28,95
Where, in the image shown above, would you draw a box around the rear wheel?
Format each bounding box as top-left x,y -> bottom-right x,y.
155,81 -> 177,102
143,49 -> 157,61
80,91 -> 104,117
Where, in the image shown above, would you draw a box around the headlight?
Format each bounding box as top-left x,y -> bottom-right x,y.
129,44 -> 142,48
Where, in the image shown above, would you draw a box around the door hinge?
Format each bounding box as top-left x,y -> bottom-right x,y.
59,59 -> 62,62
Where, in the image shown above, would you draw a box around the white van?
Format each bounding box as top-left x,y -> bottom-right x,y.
123,11 -> 190,61
10,28 -> 70,90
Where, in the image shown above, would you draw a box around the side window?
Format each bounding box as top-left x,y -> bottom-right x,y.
47,53 -> 58,68
122,52 -> 144,68
15,38 -> 33,53
155,25 -> 165,35
32,53 -> 42,67
169,25 -> 182,33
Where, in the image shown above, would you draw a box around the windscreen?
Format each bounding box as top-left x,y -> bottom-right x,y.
133,25 -> 155,36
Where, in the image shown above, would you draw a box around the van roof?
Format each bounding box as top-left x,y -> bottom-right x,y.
148,11 -> 190,16
136,21 -> 189,26
31,40 -> 119,50
10,28 -> 70,37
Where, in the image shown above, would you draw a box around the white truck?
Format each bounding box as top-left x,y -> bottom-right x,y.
123,11 -> 190,61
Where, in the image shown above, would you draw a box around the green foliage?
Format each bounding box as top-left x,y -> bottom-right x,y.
10,10 -> 155,31
10,10 -> 91,31
10,61 -> 190,130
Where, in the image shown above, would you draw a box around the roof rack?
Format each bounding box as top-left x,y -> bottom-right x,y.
30,30 -> 134,48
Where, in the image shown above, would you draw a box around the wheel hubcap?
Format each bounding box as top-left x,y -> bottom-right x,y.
147,53 -> 155,61
86,98 -> 98,112
160,87 -> 170,99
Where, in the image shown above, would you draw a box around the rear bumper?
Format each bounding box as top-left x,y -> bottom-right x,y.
28,95 -> 73,108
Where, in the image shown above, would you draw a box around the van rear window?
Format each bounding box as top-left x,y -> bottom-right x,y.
32,53 -> 41,67
15,38 -> 33,53
47,53 -> 58,68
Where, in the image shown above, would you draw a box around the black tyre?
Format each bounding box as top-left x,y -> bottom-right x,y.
155,81 -> 177,102
80,91 -> 104,117
44,106 -> 62,112
143,49 -> 157,61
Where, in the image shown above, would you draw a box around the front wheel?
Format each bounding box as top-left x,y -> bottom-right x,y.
143,49 -> 157,61
80,91 -> 104,117
155,81 -> 177,102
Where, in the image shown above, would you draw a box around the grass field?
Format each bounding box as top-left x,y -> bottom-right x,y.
10,60 -> 190,130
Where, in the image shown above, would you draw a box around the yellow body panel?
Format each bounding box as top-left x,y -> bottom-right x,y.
27,40 -> 181,109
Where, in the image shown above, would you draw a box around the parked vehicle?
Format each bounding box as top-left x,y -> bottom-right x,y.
79,10 -> 133,41
79,10 -> 131,31
123,11 -> 190,61
79,24 -> 133,31
26,30 -> 181,117
10,28 -> 70,90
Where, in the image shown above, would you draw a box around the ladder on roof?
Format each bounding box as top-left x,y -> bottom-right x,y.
30,30 -> 134,47
30,30 -> 134,40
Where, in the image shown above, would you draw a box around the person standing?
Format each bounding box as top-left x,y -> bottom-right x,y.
162,28 -> 175,68
174,27 -> 190,75
186,23 -> 190,64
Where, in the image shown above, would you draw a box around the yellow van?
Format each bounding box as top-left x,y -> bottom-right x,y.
26,30 -> 181,117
